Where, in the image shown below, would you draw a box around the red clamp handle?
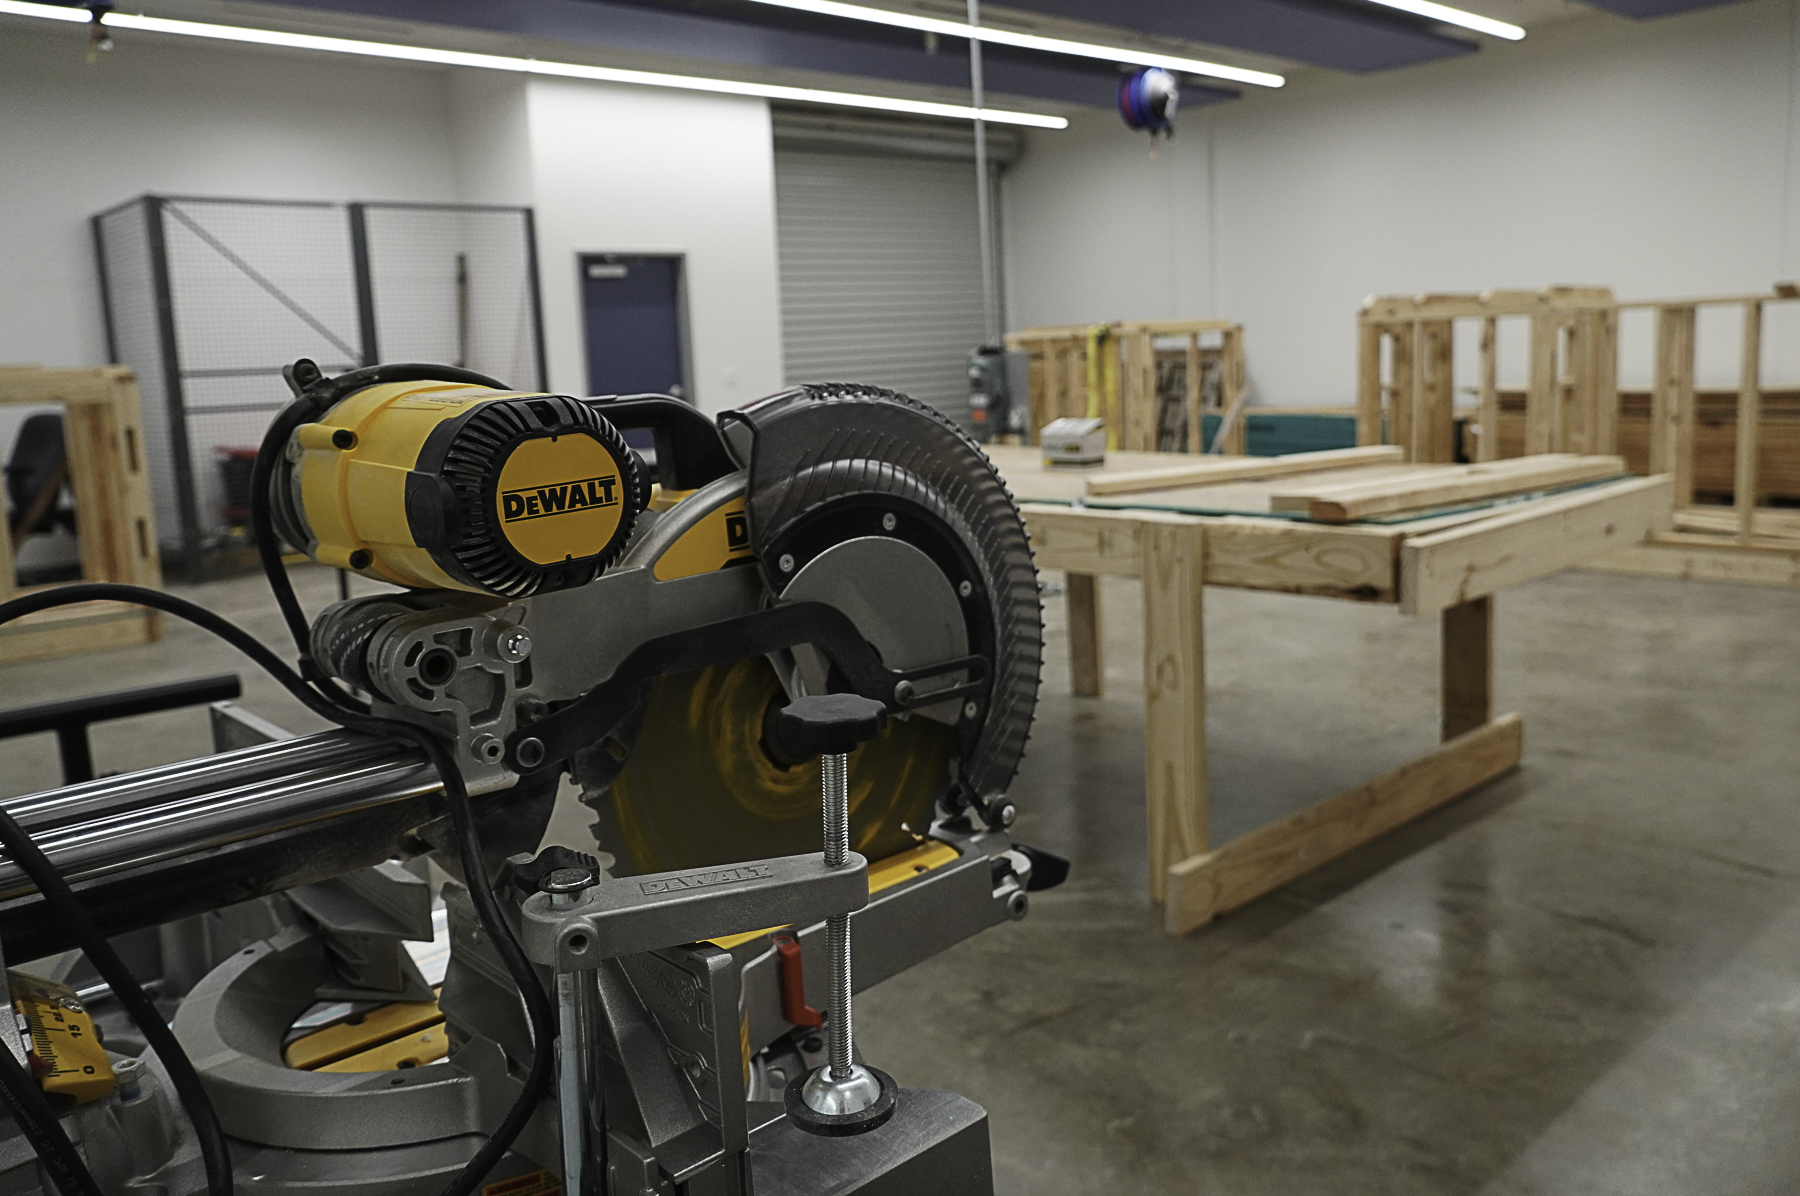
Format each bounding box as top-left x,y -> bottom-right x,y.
773,932 -> 824,1028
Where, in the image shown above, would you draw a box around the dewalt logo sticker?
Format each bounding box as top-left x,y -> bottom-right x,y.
501,475 -> 618,522
652,495 -> 755,581
494,434 -> 626,565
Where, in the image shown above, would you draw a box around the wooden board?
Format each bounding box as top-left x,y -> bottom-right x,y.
1399,476 -> 1674,615
982,444 -> 1173,502
1269,454 -> 1626,523
1065,573 -> 1103,697
1442,597 -> 1493,742
1162,714 -> 1522,934
1585,538 -> 1800,588
0,599 -> 162,662
1194,517 -> 1398,600
1141,519 -> 1206,903
1361,288 -> 1615,322
1020,504 -> 1403,601
1017,504 -> 1152,577
1083,446 -> 1406,497
1670,507 -> 1800,543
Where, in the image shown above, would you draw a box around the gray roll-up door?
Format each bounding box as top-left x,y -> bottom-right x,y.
774,143 -> 995,428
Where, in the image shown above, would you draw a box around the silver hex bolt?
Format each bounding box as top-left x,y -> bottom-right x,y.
496,625 -> 533,663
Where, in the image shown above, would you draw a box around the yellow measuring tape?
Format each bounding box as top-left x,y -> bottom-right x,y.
1083,324 -> 1119,449
9,971 -> 114,1105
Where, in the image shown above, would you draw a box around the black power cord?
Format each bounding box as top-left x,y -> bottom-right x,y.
0,584 -> 557,1196
0,362 -> 555,1196
0,792 -> 228,1196
0,1045 -> 101,1196
246,360 -> 556,1195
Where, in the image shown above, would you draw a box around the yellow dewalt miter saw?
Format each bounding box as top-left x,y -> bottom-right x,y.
0,358 -> 1060,1196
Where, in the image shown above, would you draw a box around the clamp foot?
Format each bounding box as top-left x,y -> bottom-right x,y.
784,1066 -> 899,1137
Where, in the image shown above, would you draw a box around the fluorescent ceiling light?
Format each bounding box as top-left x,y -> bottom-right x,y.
0,0 -> 1070,127
1365,0 -> 1525,40
738,0 -> 1284,89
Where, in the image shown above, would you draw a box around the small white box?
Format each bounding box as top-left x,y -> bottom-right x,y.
1041,417 -> 1106,467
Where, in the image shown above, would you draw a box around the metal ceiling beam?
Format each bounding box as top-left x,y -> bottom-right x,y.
983,0 -> 1481,72
1577,0 -> 1745,15
236,0 -> 1242,108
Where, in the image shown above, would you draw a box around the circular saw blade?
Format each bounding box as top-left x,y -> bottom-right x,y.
583,655 -> 953,876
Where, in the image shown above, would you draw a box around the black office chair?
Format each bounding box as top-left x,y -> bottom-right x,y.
5,410 -> 77,545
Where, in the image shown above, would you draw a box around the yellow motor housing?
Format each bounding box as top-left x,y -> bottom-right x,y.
272,380 -> 642,597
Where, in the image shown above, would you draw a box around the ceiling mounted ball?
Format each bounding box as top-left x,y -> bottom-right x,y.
1118,66 -> 1180,138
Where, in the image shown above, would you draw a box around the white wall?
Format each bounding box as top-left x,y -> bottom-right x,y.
0,23 -> 461,372
0,23 -> 784,416
522,78 -> 785,413
1004,0 -> 1800,406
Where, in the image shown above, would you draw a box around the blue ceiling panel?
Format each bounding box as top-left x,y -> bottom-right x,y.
987,0 -> 1479,72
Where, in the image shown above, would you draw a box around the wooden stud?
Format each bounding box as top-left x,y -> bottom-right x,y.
1593,307 -> 1620,457
1442,595 -> 1493,741
1141,517 -> 1206,902
1477,317 -> 1499,463
1357,319 -> 1383,447
1525,313 -> 1558,455
1649,306 -> 1697,501
1162,713 -> 1523,933
1416,319 -> 1456,464
1065,572 -> 1103,697
1563,316 -> 1591,454
1130,328 -> 1157,452
1736,301 -> 1762,543
1219,327 -> 1248,455
1389,326 -> 1416,462
1670,308 -> 1698,508
1184,332 -> 1202,454
1648,308 -> 1676,474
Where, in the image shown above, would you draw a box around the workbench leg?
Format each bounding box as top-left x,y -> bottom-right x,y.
1066,573 -> 1103,697
1142,521 -> 1207,904
1442,595 -> 1493,742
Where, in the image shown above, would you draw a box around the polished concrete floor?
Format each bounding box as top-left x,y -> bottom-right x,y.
3,565 -> 1798,1194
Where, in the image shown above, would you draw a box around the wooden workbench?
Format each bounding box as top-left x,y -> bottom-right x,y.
985,444 -> 1674,935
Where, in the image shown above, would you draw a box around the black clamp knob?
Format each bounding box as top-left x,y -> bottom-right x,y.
508,845 -> 601,899
776,693 -> 888,758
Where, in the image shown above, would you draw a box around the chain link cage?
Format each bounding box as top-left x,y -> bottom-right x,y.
93,195 -> 544,581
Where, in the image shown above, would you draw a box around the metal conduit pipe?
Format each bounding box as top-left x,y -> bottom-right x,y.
0,730 -> 433,895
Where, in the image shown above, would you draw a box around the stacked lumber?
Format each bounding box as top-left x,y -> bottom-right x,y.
1267,454 -> 1626,523
1084,445 -> 1403,498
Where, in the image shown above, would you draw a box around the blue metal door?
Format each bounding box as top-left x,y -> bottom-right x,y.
579,254 -> 687,401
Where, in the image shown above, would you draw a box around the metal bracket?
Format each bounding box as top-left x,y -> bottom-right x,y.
519,852 -> 869,972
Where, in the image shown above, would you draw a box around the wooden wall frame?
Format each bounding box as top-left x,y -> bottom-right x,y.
1007,320 -> 1248,454
1358,285 -> 1800,584
0,366 -> 162,663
